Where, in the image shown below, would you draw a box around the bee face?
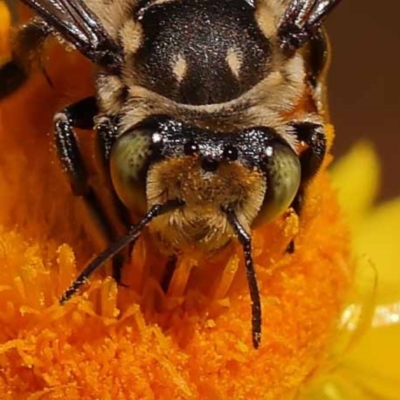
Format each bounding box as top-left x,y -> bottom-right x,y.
110,116 -> 301,252
1,0 -> 342,348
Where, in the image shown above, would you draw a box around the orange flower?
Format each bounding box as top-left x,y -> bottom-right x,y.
0,3 -> 351,399
298,143 -> 400,399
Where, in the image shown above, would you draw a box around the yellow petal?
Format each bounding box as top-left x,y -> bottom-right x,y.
331,142 -> 380,229
299,373 -> 371,400
299,283 -> 400,400
342,322 -> 400,399
355,198 -> 400,304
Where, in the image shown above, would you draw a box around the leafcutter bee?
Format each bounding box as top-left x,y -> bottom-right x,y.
0,0 -> 341,348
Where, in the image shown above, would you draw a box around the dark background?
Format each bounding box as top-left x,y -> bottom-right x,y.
327,0 -> 399,200
5,0 -> 399,199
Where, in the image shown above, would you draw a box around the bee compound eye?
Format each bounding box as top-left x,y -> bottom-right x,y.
110,130 -> 153,217
223,145 -> 238,161
252,141 -> 301,227
183,140 -> 199,156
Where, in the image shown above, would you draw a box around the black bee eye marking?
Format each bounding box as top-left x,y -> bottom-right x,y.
184,140 -> 199,156
201,156 -> 219,173
223,145 -> 238,161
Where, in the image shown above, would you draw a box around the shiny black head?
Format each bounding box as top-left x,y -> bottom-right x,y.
140,116 -> 288,172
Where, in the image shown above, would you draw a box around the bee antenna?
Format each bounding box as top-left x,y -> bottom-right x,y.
223,207 -> 262,349
59,199 -> 183,304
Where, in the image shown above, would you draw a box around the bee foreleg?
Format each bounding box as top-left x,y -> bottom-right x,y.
292,122 -> 326,185
286,122 -> 326,253
95,115 -> 134,284
160,255 -> 178,294
0,18 -> 51,99
54,98 -> 128,286
279,0 -> 342,54
95,115 -> 119,177
54,97 -> 98,195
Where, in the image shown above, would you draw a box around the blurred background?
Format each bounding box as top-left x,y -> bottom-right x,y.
4,0 -> 399,199
327,0 -> 400,201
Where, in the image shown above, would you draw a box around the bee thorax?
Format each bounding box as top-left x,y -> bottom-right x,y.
131,0 -> 272,105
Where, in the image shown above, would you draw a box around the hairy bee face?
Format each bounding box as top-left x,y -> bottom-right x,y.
110,116 -> 301,253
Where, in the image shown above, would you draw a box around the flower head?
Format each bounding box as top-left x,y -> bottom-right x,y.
0,3 -> 358,398
298,143 -> 400,399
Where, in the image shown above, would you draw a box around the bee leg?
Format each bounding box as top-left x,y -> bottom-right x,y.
54,97 -> 128,286
286,122 -> 326,253
279,0 -> 341,54
95,116 -> 119,172
293,122 -> 326,184
53,97 -> 98,194
160,255 -> 178,293
95,116 -> 133,284
0,19 -> 51,99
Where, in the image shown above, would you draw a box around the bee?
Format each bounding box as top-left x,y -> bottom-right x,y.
0,0 -> 341,348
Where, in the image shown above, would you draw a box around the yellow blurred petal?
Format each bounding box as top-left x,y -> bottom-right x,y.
330,258 -> 377,362
299,373 -> 369,400
300,304 -> 400,400
300,193 -> 400,400
331,142 -> 380,229
298,259 -> 378,400
341,323 -> 400,399
355,198 -> 400,304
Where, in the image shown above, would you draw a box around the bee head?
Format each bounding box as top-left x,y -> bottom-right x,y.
110,116 -> 301,250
